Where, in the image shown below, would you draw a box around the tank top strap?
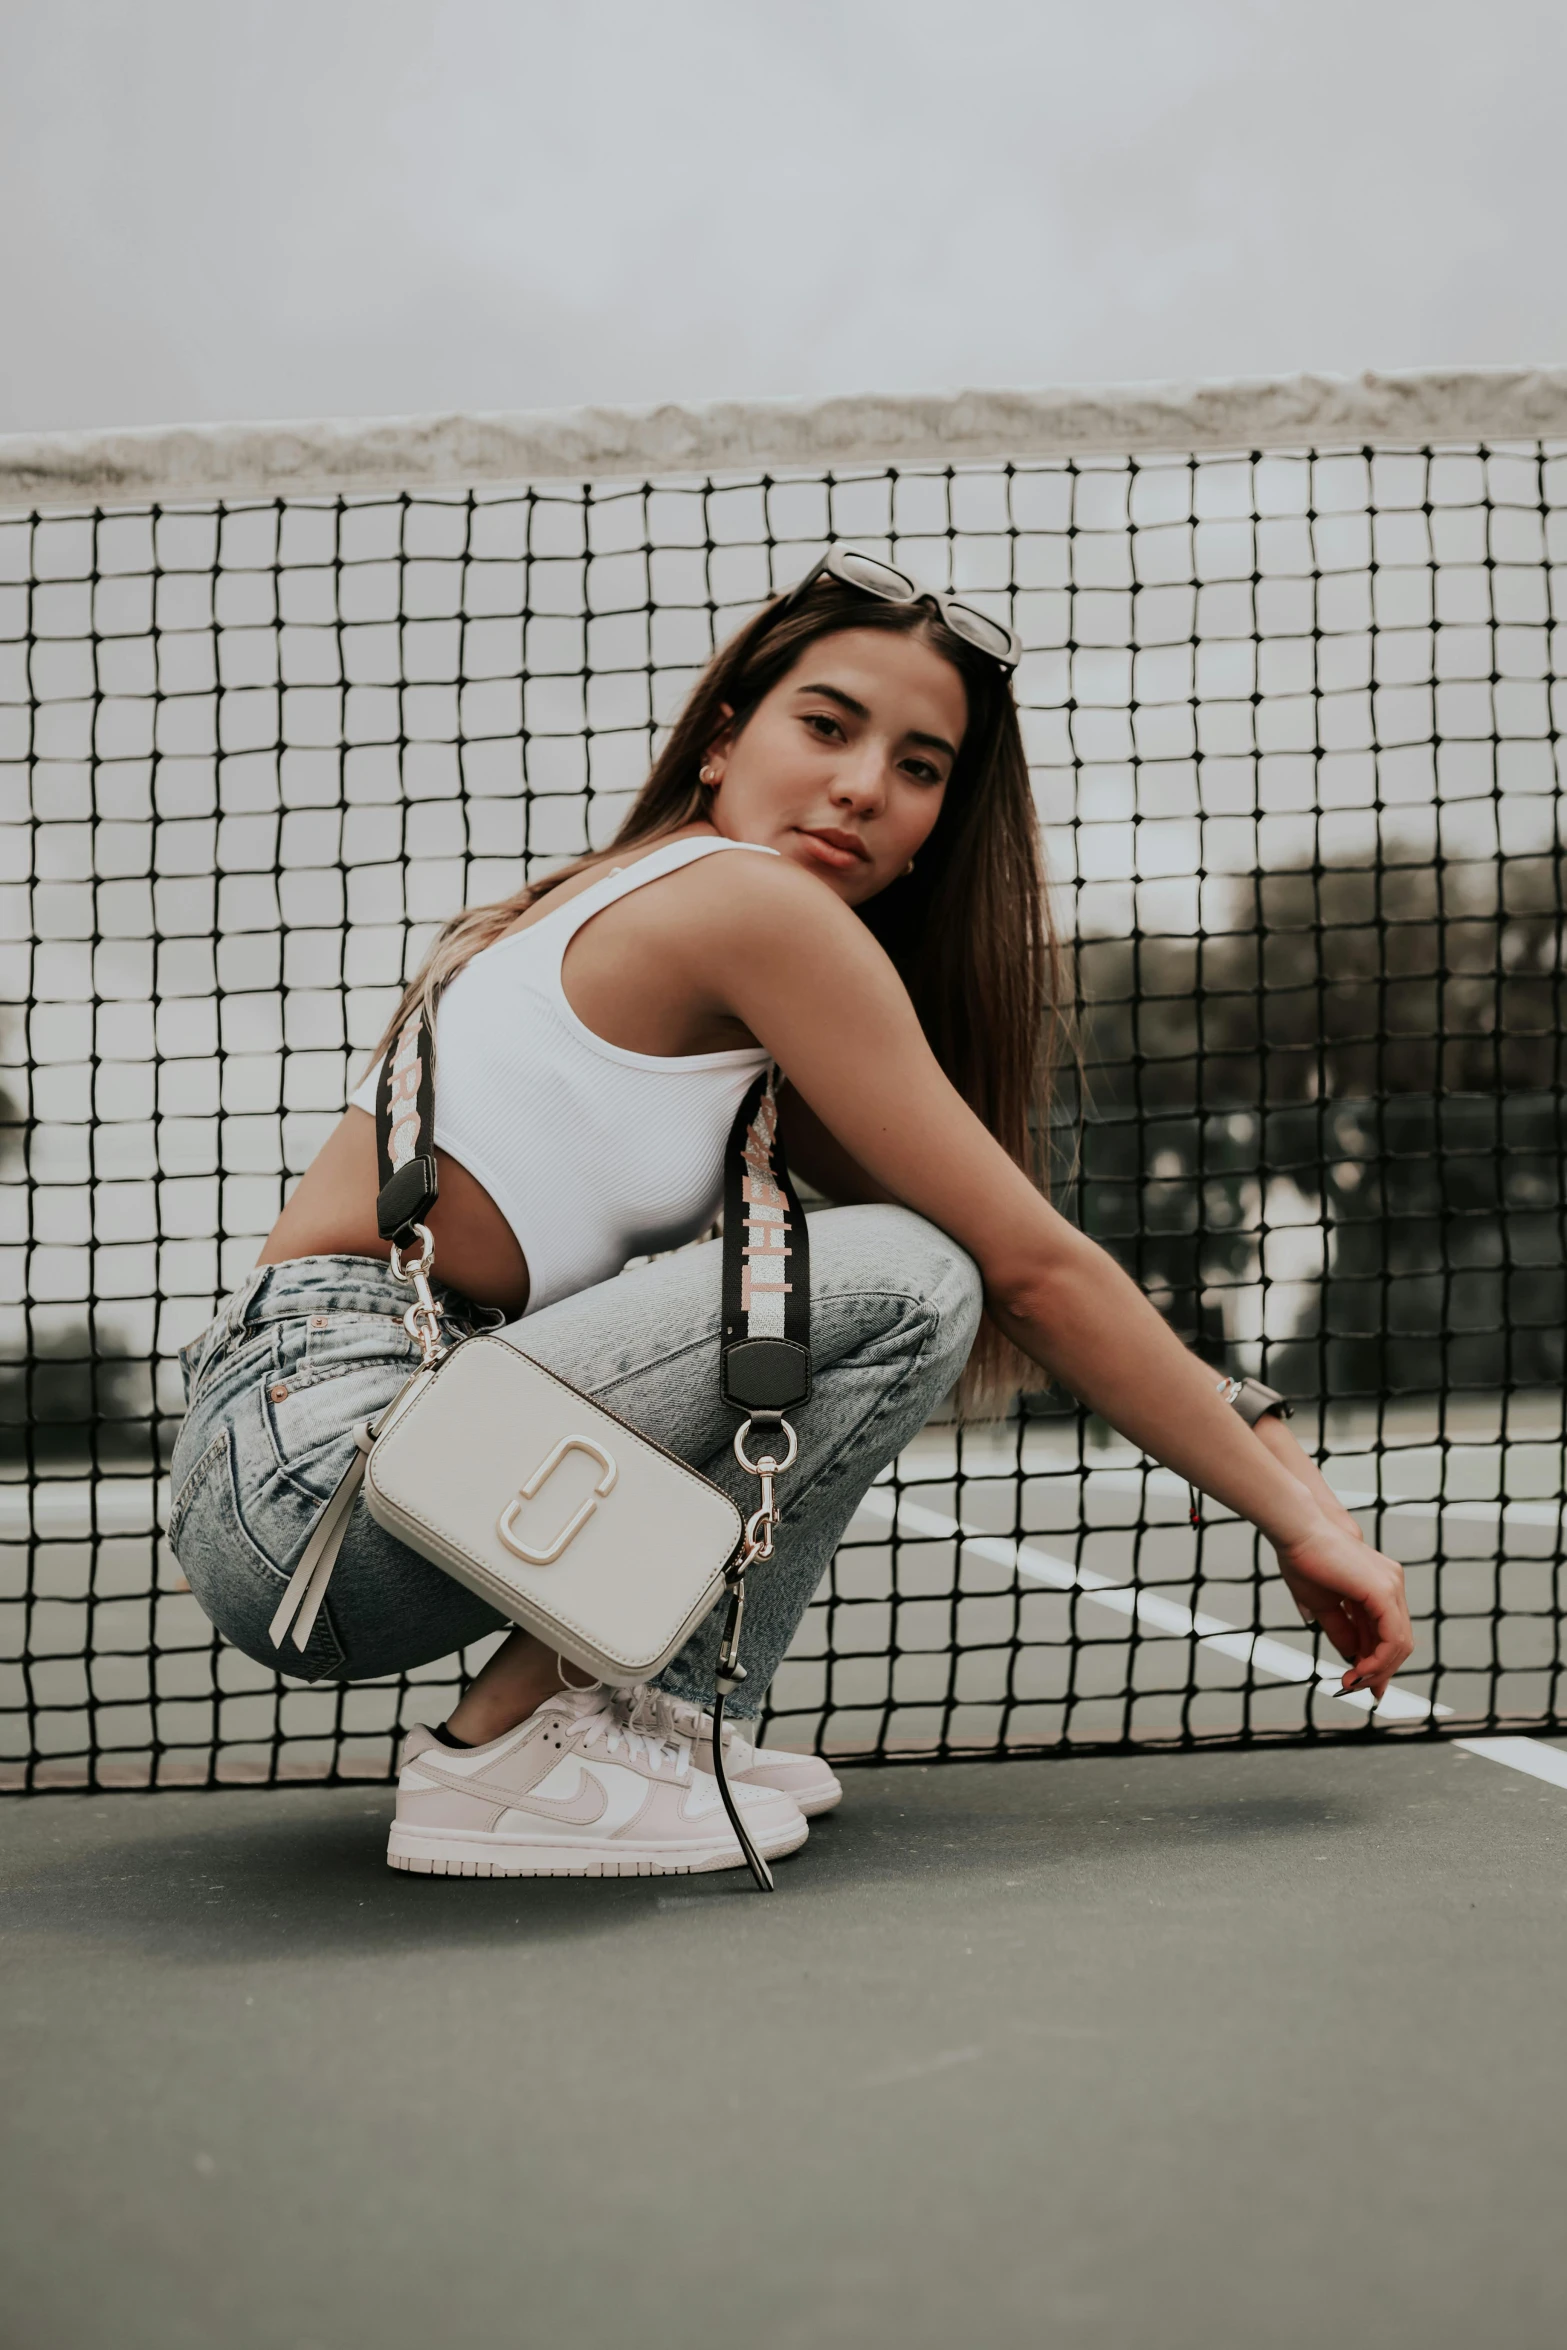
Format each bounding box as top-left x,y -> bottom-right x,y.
541,835 -> 779,964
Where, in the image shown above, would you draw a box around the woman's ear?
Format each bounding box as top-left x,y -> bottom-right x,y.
702,704 -> 737,788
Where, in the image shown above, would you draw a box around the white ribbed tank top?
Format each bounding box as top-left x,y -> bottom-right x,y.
349,835 -> 777,1315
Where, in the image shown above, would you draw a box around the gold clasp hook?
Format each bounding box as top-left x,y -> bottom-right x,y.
731,1415 -> 798,1566
390,1223 -> 448,1370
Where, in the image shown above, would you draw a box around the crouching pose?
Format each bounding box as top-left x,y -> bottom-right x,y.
168,550 -> 1413,1879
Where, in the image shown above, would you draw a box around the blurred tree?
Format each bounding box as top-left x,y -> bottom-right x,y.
1,1019 -> 149,1476
1054,827 -> 1567,1405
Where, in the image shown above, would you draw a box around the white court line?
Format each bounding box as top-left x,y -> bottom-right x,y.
855,1488 -> 1567,1790
1453,1737 -> 1567,1790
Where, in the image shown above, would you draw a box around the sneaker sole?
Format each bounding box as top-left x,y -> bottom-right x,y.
741,1780 -> 841,1817
386,1812 -> 809,1879
701,1755 -> 843,1817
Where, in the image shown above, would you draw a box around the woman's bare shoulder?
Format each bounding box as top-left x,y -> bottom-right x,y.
652,849 -> 889,1014
671,841 -> 871,939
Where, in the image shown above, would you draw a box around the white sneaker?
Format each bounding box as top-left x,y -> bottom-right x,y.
387,1688 -> 809,1879
626,1687 -> 843,1818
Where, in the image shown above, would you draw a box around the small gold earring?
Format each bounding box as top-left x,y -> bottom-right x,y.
903,857 -> 916,876
699,764 -> 718,787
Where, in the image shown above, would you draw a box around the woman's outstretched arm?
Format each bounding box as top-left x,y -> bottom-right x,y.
692,855 -> 1414,1699
980,1220 -> 1410,1697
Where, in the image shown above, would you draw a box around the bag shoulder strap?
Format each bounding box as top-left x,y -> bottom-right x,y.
720,1071 -> 811,1417
375,1004 -> 440,1245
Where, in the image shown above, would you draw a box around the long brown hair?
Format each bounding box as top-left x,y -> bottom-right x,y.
370,579 -> 1066,1413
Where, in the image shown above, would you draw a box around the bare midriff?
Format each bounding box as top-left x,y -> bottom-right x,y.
257,1107 -> 532,1315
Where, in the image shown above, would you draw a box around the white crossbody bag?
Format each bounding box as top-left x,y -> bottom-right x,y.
267,1002 -> 812,1888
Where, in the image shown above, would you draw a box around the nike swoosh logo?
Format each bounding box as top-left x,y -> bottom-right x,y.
411,1752 -> 648,1831
505,1755 -> 609,1826
511,1755 -> 657,1835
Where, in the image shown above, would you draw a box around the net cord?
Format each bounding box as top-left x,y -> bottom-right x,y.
4,366 -> 1567,513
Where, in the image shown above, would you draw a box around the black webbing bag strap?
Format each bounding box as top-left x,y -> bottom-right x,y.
709,1069 -> 812,1890
720,1068 -> 812,1417
375,1003 -> 440,1247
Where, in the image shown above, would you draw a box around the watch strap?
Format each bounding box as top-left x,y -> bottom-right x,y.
1229,1376 -> 1292,1427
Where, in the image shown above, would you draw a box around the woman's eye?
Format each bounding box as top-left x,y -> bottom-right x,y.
803,712 -> 842,740
902,759 -> 941,785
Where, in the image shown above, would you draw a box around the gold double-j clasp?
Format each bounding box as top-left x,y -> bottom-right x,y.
496,1436 -> 619,1565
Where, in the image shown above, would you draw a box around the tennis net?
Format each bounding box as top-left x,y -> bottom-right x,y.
4,367 -> 1566,1786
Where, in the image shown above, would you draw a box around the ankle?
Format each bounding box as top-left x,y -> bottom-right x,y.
446,1631 -> 566,1746
447,1698 -> 532,1746
446,1677 -> 557,1747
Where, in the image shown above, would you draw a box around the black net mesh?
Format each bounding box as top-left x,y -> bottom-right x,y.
4,441 -> 1565,1787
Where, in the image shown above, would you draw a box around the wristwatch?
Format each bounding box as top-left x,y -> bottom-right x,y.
1218,1376 -> 1293,1426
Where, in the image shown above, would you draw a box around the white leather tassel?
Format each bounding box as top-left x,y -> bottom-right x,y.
267,1426 -> 373,1655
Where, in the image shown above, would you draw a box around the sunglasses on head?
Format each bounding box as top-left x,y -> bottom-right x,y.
780,546 -> 1022,672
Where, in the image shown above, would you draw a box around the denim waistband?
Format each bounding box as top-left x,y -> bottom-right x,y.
228,1253 -> 499,1328
183,1254 -> 505,1391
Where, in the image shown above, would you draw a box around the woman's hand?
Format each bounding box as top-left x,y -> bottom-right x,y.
1248,1415 -> 1414,1698
1271,1521 -> 1414,1702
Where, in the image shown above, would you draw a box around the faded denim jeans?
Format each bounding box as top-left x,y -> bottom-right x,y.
167,1205 -> 983,1717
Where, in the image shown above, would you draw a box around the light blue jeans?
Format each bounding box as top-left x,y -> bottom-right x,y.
167,1206 -> 983,1716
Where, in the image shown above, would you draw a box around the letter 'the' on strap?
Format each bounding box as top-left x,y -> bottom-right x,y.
375,1005 -> 440,1244
720,1072 -> 811,1415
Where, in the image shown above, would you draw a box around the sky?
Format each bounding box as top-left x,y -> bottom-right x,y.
1,0 -> 1564,436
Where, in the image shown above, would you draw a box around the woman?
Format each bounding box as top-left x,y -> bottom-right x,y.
168,550 -> 1413,1880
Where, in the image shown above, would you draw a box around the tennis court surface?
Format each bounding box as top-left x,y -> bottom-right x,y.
4,1735 -> 1565,2350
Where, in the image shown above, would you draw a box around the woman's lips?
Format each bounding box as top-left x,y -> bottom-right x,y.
795,829 -> 869,873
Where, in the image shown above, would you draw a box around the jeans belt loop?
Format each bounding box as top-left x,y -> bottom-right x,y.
226,1265 -> 267,1335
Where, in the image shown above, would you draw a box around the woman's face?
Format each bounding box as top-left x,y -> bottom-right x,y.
704,626 -> 968,906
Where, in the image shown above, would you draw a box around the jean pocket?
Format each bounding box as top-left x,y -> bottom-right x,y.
263,1316 -> 419,1501
168,1422 -> 347,1683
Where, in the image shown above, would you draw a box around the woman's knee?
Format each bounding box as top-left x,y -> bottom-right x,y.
877,1206 -> 983,1351
807,1202 -> 983,1370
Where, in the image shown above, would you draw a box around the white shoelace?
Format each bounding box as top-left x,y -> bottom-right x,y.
577,1692 -> 693,1780
624,1685 -> 755,1765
